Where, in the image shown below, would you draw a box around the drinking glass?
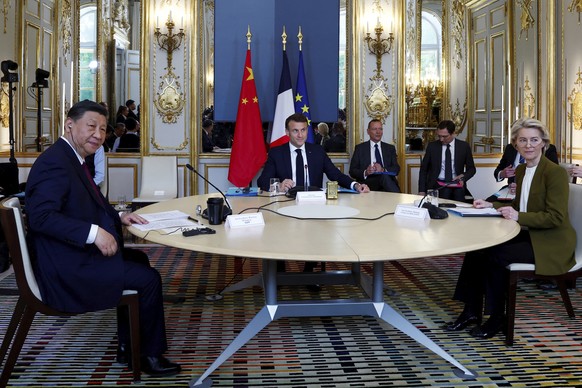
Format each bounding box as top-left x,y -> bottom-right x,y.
426,189 -> 439,206
269,178 -> 280,196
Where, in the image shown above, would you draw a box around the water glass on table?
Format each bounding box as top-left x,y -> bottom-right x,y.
269,178 -> 280,196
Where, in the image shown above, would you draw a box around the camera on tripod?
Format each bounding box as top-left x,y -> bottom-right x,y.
33,68 -> 50,88
1,60 -> 18,83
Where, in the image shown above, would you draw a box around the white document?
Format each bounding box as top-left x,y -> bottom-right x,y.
132,210 -> 195,231
448,208 -> 501,217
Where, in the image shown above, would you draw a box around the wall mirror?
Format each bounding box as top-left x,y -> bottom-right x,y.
200,0 -> 351,155
404,0 -> 446,153
79,2 -> 98,101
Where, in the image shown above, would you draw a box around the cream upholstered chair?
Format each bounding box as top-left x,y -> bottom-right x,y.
505,183 -> 582,346
100,152 -> 109,198
131,156 -> 178,211
0,197 -> 141,384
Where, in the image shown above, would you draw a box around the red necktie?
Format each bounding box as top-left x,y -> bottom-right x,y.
82,162 -> 104,206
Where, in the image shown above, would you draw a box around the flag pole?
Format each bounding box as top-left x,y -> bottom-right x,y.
298,26 -> 303,51
282,25 -> 287,51
247,25 -> 251,49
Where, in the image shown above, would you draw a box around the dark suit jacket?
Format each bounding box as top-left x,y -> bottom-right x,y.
349,141 -> 400,181
117,132 -> 140,152
202,130 -> 215,152
418,138 -> 476,192
494,143 -> 558,183
25,138 -> 125,313
498,156 -> 576,275
257,142 -> 354,191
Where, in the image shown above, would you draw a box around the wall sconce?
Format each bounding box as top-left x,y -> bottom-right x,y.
364,23 -> 394,78
154,14 -> 185,69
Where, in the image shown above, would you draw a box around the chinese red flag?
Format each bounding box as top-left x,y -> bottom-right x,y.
228,49 -> 267,187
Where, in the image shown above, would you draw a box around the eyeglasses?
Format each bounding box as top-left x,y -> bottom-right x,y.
517,137 -> 542,147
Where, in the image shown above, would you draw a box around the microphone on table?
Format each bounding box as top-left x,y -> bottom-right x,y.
304,164 -> 309,192
185,163 -> 233,221
417,176 -> 465,219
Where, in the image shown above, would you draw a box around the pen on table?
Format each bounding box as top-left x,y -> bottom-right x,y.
188,216 -> 200,223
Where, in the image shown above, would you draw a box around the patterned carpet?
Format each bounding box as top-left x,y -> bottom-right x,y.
1,246 -> 582,387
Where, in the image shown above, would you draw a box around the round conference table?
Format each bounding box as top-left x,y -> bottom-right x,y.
128,191 -> 520,387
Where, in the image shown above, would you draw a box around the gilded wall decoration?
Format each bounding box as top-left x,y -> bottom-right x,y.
405,0 -> 417,78
2,0 -> 10,34
113,0 -> 130,33
517,0 -> 535,40
61,0 -> 72,58
153,14 -> 186,124
0,83 -> 9,127
523,76 -> 536,118
569,0 -> 582,23
151,137 -> 189,151
447,98 -> 467,131
364,83 -> 394,123
451,0 -> 465,69
567,67 -> 582,131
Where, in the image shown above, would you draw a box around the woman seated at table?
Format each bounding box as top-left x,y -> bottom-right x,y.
444,118 -> 576,339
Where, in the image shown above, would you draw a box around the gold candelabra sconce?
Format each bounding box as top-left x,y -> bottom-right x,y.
154,14 -> 185,70
364,24 -> 394,79
153,12 -> 187,124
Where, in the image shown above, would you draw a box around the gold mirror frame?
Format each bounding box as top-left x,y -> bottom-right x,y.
402,0 -> 449,152
193,0 -> 358,159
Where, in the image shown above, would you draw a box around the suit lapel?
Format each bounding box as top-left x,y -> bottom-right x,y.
59,139 -> 106,209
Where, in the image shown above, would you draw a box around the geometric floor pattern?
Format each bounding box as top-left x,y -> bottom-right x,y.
1,246 -> 582,387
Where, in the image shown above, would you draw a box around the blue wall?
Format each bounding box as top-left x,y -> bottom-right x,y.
214,0 -> 339,123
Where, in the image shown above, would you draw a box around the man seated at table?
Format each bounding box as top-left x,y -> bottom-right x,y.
349,119 -> 400,193
25,100 -> 181,377
257,113 -> 369,276
418,120 -> 476,201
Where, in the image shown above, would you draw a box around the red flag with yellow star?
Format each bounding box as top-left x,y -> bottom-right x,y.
228,49 -> 267,187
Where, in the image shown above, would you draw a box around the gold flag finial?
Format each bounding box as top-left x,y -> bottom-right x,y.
246,25 -> 252,49
282,25 -> 288,51
298,26 -> 303,51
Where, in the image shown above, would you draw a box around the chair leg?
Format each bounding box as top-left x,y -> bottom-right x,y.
505,271 -> 519,346
0,298 -> 25,366
556,279 -> 576,318
122,294 -> 141,383
0,306 -> 36,387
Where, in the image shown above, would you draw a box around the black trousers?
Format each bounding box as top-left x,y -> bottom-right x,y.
117,248 -> 168,356
453,229 -> 535,315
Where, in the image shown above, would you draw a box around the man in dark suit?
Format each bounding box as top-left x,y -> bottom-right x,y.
116,117 -> 140,152
418,120 -> 476,201
258,113 -> 369,193
257,113 -> 369,276
202,119 -> 217,152
25,100 -> 180,377
349,119 -> 400,192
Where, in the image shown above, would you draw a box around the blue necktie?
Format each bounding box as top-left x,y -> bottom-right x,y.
444,144 -> 453,182
374,144 -> 383,167
295,149 -> 305,187
519,155 -> 525,164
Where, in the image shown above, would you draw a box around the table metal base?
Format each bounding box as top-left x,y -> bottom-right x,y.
190,259 -> 477,387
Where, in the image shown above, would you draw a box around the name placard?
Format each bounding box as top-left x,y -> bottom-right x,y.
225,213 -> 265,228
296,191 -> 327,203
394,204 -> 429,220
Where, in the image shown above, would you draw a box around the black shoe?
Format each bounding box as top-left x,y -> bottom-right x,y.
306,284 -> 321,292
116,343 -> 130,364
141,355 -> 181,377
469,315 -> 505,339
443,311 -> 481,331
